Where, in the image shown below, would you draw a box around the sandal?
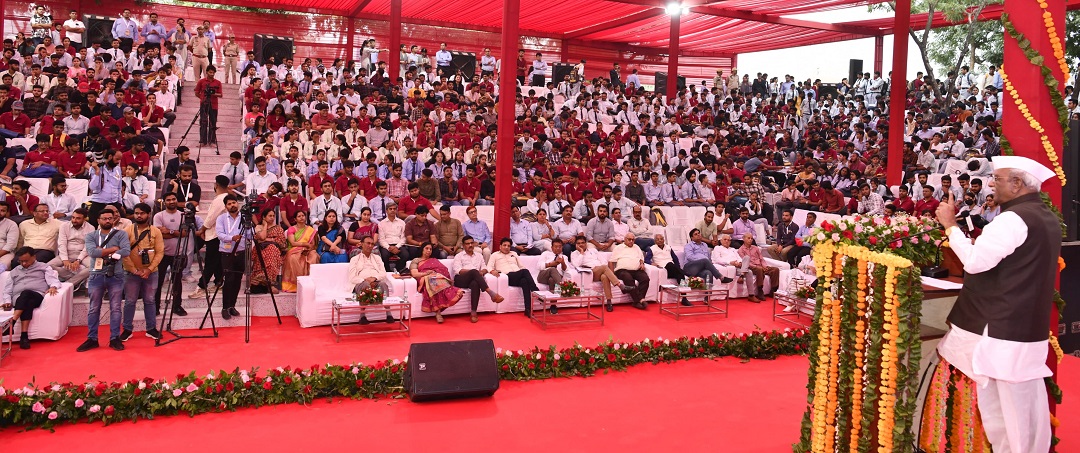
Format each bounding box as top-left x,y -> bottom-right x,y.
435,312 -> 444,324
470,313 -> 479,323
491,294 -> 504,303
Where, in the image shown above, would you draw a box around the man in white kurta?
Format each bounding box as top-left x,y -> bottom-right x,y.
934,156 -> 1060,453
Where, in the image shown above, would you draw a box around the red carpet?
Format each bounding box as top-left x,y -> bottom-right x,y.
2,300 -> 1076,452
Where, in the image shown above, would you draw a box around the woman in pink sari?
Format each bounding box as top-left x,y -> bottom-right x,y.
408,242 -> 463,323
282,210 -> 319,292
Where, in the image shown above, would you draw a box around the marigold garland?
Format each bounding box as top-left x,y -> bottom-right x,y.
999,66 -> 1067,185
1036,1 -> 1072,82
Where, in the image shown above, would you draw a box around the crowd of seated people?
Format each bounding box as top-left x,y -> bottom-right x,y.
0,7 -> 1032,339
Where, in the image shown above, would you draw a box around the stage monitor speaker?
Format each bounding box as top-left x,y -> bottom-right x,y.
552,63 -> 575,85
404,339 -> 499,402
1065,119 -> 1079,241
1060,242 -> 1080,355
848,59 -> 864,84
85,15 -> 114,53
447,51 -> 477,80
654,71 -> 686,93
253,34 -> 294,65
818,84 -> 839,100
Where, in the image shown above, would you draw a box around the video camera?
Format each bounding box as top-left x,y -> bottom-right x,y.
242,191 -> 263,221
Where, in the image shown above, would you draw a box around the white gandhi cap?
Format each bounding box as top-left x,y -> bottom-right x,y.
991,156 -> 1055,184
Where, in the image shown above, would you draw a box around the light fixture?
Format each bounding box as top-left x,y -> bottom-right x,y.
665,2 -> 688,16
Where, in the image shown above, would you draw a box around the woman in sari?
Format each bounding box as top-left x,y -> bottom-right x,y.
346,207 -> 379,258
251,210 -> 286,294
317,210 -> 349,263
408,242 -> 463,323
282,211 -> 319,292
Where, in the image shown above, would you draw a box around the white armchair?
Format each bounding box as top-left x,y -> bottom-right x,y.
0,272 -> 73,340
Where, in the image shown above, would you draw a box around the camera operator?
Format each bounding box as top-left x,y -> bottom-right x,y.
194,65 -> 222,146
76,207 -> 131,352
168,165 -> 201,209
88,149 -> 125,226
216,195 -> 251,320
119,203 -> 164,342
154,192 -> 203,316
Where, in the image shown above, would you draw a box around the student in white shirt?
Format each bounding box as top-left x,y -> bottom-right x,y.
451,235 -> 505,323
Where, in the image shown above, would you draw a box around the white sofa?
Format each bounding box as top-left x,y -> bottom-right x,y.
0,272 -> 73,340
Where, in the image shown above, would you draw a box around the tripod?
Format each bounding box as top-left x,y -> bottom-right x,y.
156,207 -> 219,346
235,207 -> 282,343
175,94 -> 220,165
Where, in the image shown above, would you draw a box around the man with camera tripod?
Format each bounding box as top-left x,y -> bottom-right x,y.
216,195 -> 250,320
194,66 -> 222,146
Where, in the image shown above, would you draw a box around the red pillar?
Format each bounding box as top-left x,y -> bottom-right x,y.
1002,0 -> 1066,428
345,17 -> 354,61
493,0 -> 520,242
873,35 -> 884,73
388,0 -> 402,84
666,13 -> 680,100
885,0 -> 910,187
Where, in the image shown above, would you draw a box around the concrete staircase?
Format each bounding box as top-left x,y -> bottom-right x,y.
168,81 -> 246,197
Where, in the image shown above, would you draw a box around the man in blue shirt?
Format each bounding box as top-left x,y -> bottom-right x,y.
88,149 -> 124,226
434,43 -> 453,77
215,195 -> 249,320
141,13 -> 167,48
111,9 -> 139,54
508,206 -> 541,256
77,207 -> 131,352
681,228 -> 731,295
461,206 -> 492,259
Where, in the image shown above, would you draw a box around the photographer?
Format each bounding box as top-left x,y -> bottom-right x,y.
215,195 -> 250,320
154,193 -> 202,316
77,207 -> 131,352
194,66 -> 223,146
88,149 -> 124,226
119,203 -> 164,342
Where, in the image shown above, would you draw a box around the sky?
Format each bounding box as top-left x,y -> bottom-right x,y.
737,7 -> 932,83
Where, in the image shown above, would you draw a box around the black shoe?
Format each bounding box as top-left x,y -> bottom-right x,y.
720,277 -> 733,284
109,338 -> 125,351
76,339 -> 99,352
221,309 -> 232,320
549,305 -> 558,315
633,301 -> 648,310
118,329 -> 133,342
384,314 -> 396,323
680,297 -> 692,307
358,316 -> 370,325
621,285 -> 636,293
605,302 -> 614,312
172,305 -> 188,316
145,329 -> 162,340
19,333 -> 30,350
228,307 -> 240,317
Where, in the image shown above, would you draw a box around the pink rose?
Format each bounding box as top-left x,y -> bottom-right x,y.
922,234 -> 931,242
32,402 -> 45,413
88,404 -> 101,413
173,389 -> 183,397
910,237 -> 919,244
853,225 -> 864,234
74,398 -> 84,408
48,411 -> 58,420
186,383 -> 198,393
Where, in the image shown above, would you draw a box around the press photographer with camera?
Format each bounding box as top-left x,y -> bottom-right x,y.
154,193 -> 202,316
77,207 -> 131,352
194,66 -> 223,146
119,203 -> 164,343
216,195 -> 251,320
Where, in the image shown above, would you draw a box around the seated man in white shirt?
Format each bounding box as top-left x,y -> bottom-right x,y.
488,238 -> 539,317
535,237 -> 569,292
711,234 -> 750,282
610,233 -> 650,310
377,203 -> 408,272
569,235 -> 631,313
347,235 -> 397,325
648,233 -> 683,281
452,235 -> 505,323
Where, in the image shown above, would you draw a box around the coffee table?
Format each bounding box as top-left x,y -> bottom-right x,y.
530,290 -> 604,329
331,297 -> 411,342
657,285 -> 729,320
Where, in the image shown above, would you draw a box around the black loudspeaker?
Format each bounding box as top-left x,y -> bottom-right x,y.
1065,119 -> 1079,241
85,15 -> 114,50
654,71 -> 686,93
447,51 -> 476,80
552,63 -> 575,84
404,339 -> 499,402
253,34 -> 294,65
848,59 -> 864,84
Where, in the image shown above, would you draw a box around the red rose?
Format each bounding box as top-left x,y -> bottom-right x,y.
697,348 -> 705,353
868,236 -> 878,245
215,383 -> 224,393
94,388 -> 103,396
501,365 -> 510,371
303,385 -> 312,394
133,389 -> 142,396
822,221 -> 834,232
5,395 -> 18,403
220,402 -> 227,410
842,231 -> 854,240
244,382 -> 253,389
527,363 -> 536,370
262,382 -> 272,390
283,376 -> 293,385
588,357 -> 595,364
194,378 -> 203,386
607,353 -> 616,362
579,359 -> 586,365
43,398 -> 53,407
104,406 -> 115,416
204,387 -> 212,394
225,382 -> 235,391
355,380 -> 364,387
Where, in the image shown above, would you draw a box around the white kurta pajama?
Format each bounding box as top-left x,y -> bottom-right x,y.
937,202 -> 1054,453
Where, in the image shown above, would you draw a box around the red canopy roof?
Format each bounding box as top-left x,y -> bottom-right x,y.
206,0 -> 894,55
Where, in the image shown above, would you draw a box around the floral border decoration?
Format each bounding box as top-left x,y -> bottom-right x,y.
0,330 -> 809,430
